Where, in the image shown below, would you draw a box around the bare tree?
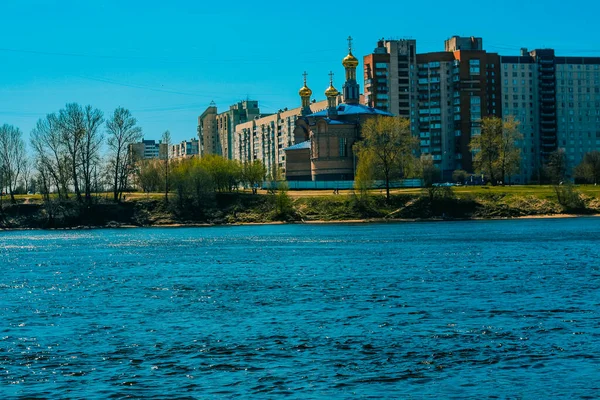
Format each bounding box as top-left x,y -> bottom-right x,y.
0,164 -> 6,207
30,113 -> 70,199
106,107 -> 143,201
57,103 -> 86,202
21,157 -> 33,194
161,130 -> 171,204
0,124 -> 26,203
80,106 -> 104,202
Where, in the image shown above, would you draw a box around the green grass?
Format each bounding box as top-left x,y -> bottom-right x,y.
5,184 -> 600,204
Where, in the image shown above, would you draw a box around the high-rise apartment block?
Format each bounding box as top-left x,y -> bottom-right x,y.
501,49 -> 600,182
364,39 -> 417,124
197,100 -> 261,159
365,36 -> 600,182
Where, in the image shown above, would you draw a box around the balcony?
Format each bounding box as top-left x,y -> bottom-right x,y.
539,74 -> 555,80
541,97 -> 555,102
541,112 -> 556,117
539,58 -> 554,64
539,66 -> 554,72
541,135 -> 556,141
541,127 -> 556,133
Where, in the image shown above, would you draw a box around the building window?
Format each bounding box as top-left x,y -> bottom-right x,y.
469,59 -> 480,75
339,137 -> 347,157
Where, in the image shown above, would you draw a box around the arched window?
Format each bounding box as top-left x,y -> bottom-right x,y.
317,121 -> 327,134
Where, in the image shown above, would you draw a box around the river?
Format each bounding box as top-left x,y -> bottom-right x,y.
1,218 -> 599,398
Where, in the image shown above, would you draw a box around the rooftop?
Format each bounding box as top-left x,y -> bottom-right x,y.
284,140 -> 311,151
308,103 -> 393,118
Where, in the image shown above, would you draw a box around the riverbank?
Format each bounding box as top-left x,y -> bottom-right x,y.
1,187 -> 599,230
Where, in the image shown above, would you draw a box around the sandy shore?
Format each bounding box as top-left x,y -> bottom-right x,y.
2,213 -> 598,231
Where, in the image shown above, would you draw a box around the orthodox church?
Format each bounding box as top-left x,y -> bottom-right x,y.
285,37 -> 392,181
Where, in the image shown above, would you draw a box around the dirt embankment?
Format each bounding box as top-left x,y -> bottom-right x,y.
1,190 -> 598,230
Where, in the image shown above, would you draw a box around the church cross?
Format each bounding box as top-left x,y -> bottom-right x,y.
347,36 -> 353,53
302,71 -> 308,85
328,70 -> 334,85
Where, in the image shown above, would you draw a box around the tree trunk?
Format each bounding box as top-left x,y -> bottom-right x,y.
385,175 -> 390,202
72,159 -> 81,202
164,161 -> 169,204
113,151 -> 120,202
8,176 -> 15,204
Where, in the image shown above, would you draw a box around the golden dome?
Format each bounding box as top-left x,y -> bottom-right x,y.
325,84 -> 339,98
299,85 -> 312,97
342,52 -> 359,68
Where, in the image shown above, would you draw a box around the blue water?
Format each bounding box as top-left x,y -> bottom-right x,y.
1,218 -> 599,399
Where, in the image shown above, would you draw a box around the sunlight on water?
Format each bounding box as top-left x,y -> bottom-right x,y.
1,218 -> 599,398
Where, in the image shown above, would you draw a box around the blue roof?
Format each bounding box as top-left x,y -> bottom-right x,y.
325,118 -> 352,125
308,103 -> 393,118
284,140 -> 311,151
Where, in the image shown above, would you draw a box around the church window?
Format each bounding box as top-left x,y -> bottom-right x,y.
339,138 -> 347,157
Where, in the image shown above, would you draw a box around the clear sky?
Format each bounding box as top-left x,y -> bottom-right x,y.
1,0 -> 599,145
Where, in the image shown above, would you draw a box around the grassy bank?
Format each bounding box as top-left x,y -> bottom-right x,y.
1,185 -> 599,229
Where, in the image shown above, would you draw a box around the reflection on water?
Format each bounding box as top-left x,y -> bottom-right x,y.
1,218 -> 599,398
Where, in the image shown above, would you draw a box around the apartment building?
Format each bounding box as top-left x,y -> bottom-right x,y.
128,139 -> 167,160
197,103 -> 218,156
363,39 -> 417,132
365,35 -> 600,182
170,138 -> 199,160
234,99 -> 330,176
501,49 -> 600,182
415,37 -> 501,178
197,100 -> 261,159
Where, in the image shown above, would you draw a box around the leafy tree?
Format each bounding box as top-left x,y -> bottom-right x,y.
470,116 -> 523,185
170,158 -> 213,209
242,160 -> 266,194
106,107 -> 143,201
0,124 -> 26,203
353,149 -> 375,199
546,149 -> 568,185
452,169 -> 469,184
273,181 -> 294,220
136,160 -> 163,193
574,151 -> 600,185
420,154 -> 442,202
202,154 -> 242,192
355,116 -> 417,201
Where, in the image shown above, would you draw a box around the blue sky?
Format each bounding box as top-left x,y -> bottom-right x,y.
1,0 -> 599,144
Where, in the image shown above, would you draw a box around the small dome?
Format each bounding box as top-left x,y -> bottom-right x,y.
342,52 -> 359,68
299,85 -> 312,97
325,84 -> 339,98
